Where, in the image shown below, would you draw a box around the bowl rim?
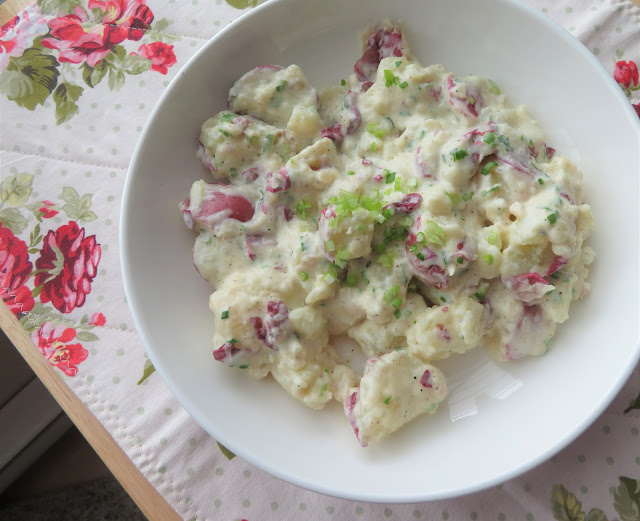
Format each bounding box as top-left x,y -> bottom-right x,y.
121,0 -> 640,503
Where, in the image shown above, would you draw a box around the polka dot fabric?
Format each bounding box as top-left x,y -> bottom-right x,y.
1,1 -> 638,520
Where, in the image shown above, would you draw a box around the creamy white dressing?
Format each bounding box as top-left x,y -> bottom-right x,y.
181,22 -> 594,446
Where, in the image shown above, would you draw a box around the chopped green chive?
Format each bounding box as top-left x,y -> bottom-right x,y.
384,170 -> 396,184
383,285 -> 400,303
335,250 -> 350,268
489,79 -> 502,94
547,212 -> 558,224
366,123 -> 377,133
229,338 -> 238,344
385,116 -> 395,129
377,252 -> 395,267
229,167 -> 238,178
347,170 -> 356,176
345,272 -> 358,287
341,79 -> 346,86
416,252 -> 425,261
481,185 -> 500,196
483,254 -> 494,265
483,132 -> 496,144
462,191 -> 474,202
320,383 -> 328,396
474,287 -> 487,302
451,149 -> 468,161
440,296 -> 446,303
325,240 -> 336,252
323,265 -> 338,284
456,256 -> 464,264
296,199 -> 312,219
221,113 -> 233,122
299,272 -> 309,281
221,310 -> 229,319
395,60 -> 402,67
402,217 -> 414,228
398,81 -> 409,89
481,161 -> 498,175
219,128 -> 231,137
263,133 -> 275,152
384,396 -> 392,404
487,229 -> 498,245
394,309 -> 401,319
392,297 -> 402,308
275,80 -> 288,91
537,178 -> 544,185
424,220 -> 447,246
498,135 -> 510,146
384,69 -> 396,87
325,368 -> 330,373
374,129 -> 385,138
444,190 -> 460,206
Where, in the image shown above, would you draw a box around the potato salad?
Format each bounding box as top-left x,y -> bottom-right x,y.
180,22 -> 594,447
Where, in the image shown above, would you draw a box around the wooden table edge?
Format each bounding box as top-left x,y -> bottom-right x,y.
0,0 -> 32,26
0,303 -> 182,521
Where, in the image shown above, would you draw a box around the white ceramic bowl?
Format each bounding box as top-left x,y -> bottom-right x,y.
121,0 -> 640,502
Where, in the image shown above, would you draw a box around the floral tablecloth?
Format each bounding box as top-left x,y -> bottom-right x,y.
1,1 -> 639,520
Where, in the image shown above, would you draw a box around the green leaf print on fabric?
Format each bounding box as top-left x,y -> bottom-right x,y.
624,390 -> 640,414
37,0 -> 83,16
1,173 -> 34,206
121,54 -> 152,75
75,331 -> 99,342
0,49 -> 59,110
0,208 -> 29,235
107,69 -> 126,91
147,18 -> 180,43
225,0 -> 261,9
81,62 -> 109,89
614,477 -> 640,521
137,359 -> 156,385
217,442 -> 236,460
551,484 -> 585,521
60,187 -> 97,222
584,509 -> 608,521
53,82 -> 83,125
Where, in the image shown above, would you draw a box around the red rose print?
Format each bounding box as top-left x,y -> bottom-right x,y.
0,5 -> 49,71
89,312 -> 106,326
633,102 -> 640,118
613,60 -> 639,89
32,322 -> 88,376
42,14 -> 126,67
41,0 -> 154,67
34,221 -> 101,314
3,285 -> 35,316
39,200 -> 59,219
0,223 -> 34,316
132,42 -> 176,74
